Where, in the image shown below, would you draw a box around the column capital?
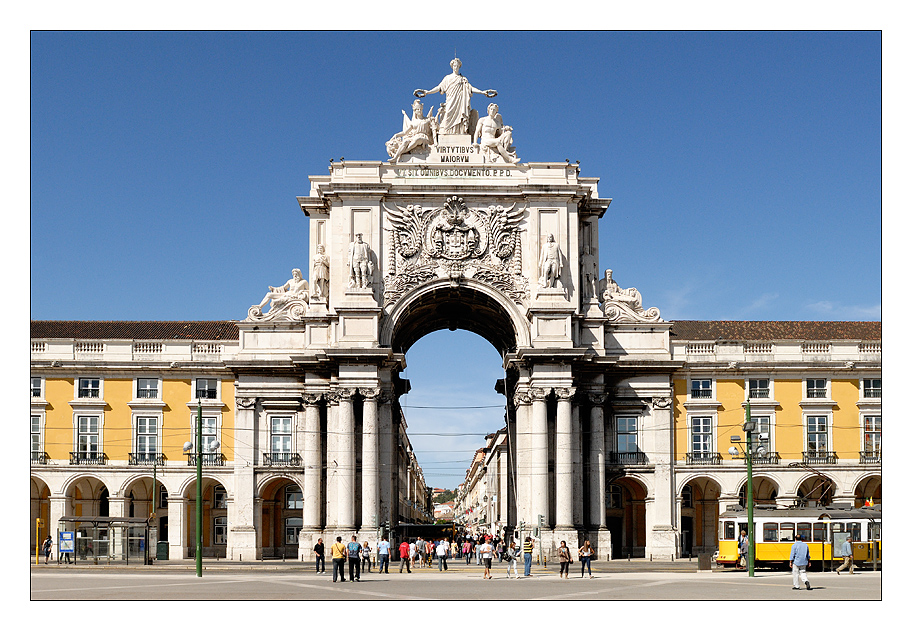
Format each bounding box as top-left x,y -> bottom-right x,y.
513,388 -> 532,407
652,396 -> 672,409
236,396 -> 257,409
302,393 -> 323,407
588,391 -> 607,406
359,387 -> 383,402
555,387 -> 576,401
530,387 -> 550,402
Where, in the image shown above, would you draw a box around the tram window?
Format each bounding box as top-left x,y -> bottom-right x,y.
849,523 -> 862,541
723,521 -> 735,540
763,523 -> 778,542
780,523 -> 795,542
797,523 -> 812,541
869,522 -> 881,540
813,523 -> 827,542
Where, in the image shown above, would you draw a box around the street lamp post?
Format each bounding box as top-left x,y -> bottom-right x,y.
183,401 -> 206,577
729,398 -> 763,577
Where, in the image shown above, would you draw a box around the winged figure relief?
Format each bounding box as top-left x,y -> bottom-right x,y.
385,203 -> 426,259
489,203 -> 524,261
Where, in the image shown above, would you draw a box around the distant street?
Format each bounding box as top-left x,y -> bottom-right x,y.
30,560 -> 881,600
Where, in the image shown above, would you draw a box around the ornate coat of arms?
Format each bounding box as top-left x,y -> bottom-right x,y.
383,196 -> 526,306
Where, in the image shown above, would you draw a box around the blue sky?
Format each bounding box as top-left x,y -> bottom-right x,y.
28,31 -> 883,489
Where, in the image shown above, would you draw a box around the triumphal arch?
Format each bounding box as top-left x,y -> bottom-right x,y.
233,59 -> 676,560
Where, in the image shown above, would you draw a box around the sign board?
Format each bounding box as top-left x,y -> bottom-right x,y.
59,531 -> 75,553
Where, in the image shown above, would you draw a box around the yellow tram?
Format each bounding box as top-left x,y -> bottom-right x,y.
716,504 -> 881,570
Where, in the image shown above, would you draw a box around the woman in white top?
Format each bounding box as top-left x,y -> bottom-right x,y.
578,540 -> 593,578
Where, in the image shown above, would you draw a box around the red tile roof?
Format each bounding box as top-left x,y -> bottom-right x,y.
669,320 -> 881,341
30,321 -> 239,341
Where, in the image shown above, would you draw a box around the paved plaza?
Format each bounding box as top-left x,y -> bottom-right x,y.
30,559 -> 881,601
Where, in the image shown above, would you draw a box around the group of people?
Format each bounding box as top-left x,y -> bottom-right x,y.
556,539 -> 596,579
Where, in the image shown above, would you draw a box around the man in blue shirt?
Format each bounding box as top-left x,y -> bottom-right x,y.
377,536 -> 391,574
347,536 -> 362,582
836,536 -> 855,575
789,534 -> 812,590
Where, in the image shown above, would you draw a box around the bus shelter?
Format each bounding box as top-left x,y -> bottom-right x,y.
57,516 -> 152,565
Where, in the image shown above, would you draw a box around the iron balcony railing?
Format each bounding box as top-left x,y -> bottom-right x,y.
802,451 -> 838,465
806,388 -> 828,398
263,452 -> 302,467
859,450 -> 881,464
686,452 -> 723,465
863,387 -> 881,398
690,388 -> 713,399
69,451 -> 108,465
608,451 -> 648,465
128,452 -> 166,466
31,451 -> 49,464
136,388 -> 159,399
187,452 -> 225,466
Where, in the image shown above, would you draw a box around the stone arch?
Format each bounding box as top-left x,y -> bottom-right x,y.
259,475 -> 304,558
605,475 -> 648,559
381,278 -> 531,353
676,475 -> 722,556
794,473 -> 837,507
737,474 -> 780,506
852,474 -> 881,507
181,475 -> 230,558
30,475 -> 52,554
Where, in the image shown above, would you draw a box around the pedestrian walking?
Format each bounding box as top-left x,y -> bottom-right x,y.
361,540 -> 372,573
377,536 -> 391,574
738,530 -> 749,570
558,540 -> 572,578
347,536 -> 362,582
409,540 -> 418,568
464,540 -> 473,564
789,534 -> 812,591
836,536 -> 855,575
313,537 -> 326,574
523,536 -> 534,576
330,536 -> 347,582
436,538 -> 449,571
504,541 -> 518,578
42,535 -> 53,564
578,540 -> 593,578
399,540 -> 412,573
479,536 -> 494,579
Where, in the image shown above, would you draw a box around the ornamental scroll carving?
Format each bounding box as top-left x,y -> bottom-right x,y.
600,268 -> 662,324
383,195 -> 527,307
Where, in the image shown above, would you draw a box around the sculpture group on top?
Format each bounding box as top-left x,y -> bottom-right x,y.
386,58 -> 519,164
600,269 -> 662,323
247,268 -> 310,321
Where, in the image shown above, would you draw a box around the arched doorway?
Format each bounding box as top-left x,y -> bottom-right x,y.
30,476 -> 51,555
184,477 -> 228,558
260,477 -> 304,559
605,477 -> 647,559
678,476 -> 721,557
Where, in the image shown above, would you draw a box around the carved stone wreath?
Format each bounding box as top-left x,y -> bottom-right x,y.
383,196 -> 527,307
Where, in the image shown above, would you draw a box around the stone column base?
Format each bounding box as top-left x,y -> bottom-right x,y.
648,525 -> 678,561
227,526 -> 260,561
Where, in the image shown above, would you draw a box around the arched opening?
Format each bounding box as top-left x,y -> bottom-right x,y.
260,477 -> 303,559
738,475 -> 779,507
30,477 -> 51,555
854,475 -> 881,507
606,477 -> 648,559
184,477 -> 228,558
796,475 -> 836,507
678,476 -> 721,557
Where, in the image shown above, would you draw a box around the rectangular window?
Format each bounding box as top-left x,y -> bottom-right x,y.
136,417 -> 158,455
213,516 -> 227,544
285,485 -> 303,510
196,416 -> 219,452
78,378 -> 100,398
723,521 -> 736,541
616,416 -> 638,453
77,416 -> 99,457
285,517 -> 303,545
159,483 -> 168,509
797,523 -> 812,542
863,378 -> 881,398
748,378 -> 769,399
31,377 -> 42,398
864,416 -> 881,455
806,378 -> 827,398
271,417 -> 293,454
779,522 -> 795,542
751,415 -> 771,454
691,417 -> 713,454
31,415 -> 42,460
690,379 -> 712,399
136,378 -> 159,399
806,416 -> 828,454
214,485 -> 227,509
813,523 -> 827,542
607,485 -> 622,509
195,378 -> 218,400
762,523 -> 778,542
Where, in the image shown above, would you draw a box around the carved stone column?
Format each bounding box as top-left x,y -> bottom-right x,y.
530,387 -> 550,527
302,393 -> 323,530
589,392 -> 607,530
360,388 -> 380,530
230,396 -> 259,560
555,387 -> 575,529
647,395 -> 678,560
168,497 -> 186,559
512,388 -> 532,526
378,389 -> 394,528
335,388 -> 356,529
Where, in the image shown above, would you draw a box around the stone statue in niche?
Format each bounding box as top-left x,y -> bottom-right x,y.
386,99 -> 437,163
538,234 -> 562,288
413,58 -> 497,136
474,103 -> 519,164
348,233 -> 374,289
311,244 -> 329,299
247,268 -> 309,321
601,268 -> 662,323
581,245 -> 598,300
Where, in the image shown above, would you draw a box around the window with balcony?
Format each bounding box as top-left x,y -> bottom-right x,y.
195,378 -> 218,400
76,415 -> 100,460
688,416 -> 719,463
78,378 -> 101,398
131,417 -> 160,465
863,378 -> 881,399
31,415 -> 44,463
805,416 -> 830,459
806,378 -> 827,399
136,378 -> 159,399
691,379 -> 712,399
748,378 -> 770,399
863,415 -> 881,462
266,416 -> 300,466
